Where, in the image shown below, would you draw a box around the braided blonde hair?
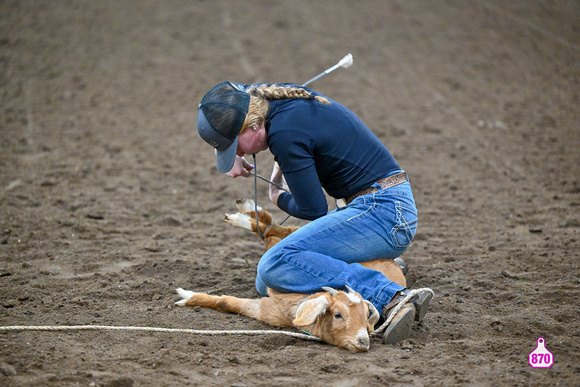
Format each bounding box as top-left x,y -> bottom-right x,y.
241,84 -> 330,132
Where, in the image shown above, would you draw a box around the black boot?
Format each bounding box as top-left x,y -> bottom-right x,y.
380,289 -> 432,344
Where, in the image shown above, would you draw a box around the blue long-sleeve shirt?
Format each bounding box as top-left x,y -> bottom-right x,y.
261,84 -> 400,220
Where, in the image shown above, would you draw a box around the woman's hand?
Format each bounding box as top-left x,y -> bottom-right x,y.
269,162 -> 288,206
226,155 -> 254,178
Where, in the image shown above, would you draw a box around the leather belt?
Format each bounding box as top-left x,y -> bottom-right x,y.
344,172 -> 408,205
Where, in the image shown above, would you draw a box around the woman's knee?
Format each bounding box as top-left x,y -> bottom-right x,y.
255,276 -> 268,296
256,252 -> 278,288
256,244 -> 292,288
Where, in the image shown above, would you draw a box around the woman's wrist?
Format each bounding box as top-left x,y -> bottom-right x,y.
269,187 -> 283,206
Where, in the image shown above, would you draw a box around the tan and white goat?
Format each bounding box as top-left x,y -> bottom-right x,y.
175,199 -> 406,352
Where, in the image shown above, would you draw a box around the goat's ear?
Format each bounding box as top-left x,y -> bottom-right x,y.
365,300 -> 380,330
293,296 -> 330,326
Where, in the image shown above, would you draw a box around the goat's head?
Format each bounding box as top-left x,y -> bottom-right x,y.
292,286 -> 380,352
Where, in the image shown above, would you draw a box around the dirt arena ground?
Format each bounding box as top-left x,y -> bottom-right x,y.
1,1 -> 579,386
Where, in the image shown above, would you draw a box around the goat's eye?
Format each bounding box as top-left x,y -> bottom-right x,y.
333,313 -> 343,319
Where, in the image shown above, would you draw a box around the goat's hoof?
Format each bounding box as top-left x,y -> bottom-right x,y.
224,212 -> 252,231
175,288 -> 196,306
235,198 -> 259,213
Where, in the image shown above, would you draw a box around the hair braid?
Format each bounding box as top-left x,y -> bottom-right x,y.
248,84 -> 330,104
241,84 -> 330,132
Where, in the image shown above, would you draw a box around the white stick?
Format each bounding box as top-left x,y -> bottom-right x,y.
302,53 -> 354,87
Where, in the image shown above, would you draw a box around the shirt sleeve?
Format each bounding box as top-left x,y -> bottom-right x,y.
267,101 -> 329,220
276,163 -> 328,220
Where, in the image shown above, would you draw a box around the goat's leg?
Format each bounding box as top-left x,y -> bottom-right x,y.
264,224 -> 299,239
175,288 -> 297,328
236,200 -> 299,240
263,236 -> 283,250
224,212 -> 277,249
232,199 -> 274,226
226,204 -> 298,249
176,288 -> 261,319
225,212 -> 267,233
261,224 -> 299,250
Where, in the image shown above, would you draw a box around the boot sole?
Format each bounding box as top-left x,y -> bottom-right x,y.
383,304 -> 415,344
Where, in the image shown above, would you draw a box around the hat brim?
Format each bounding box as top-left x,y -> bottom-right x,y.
216,136 -> 239,173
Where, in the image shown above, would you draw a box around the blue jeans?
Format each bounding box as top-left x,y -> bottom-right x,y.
255,171 -> 418,311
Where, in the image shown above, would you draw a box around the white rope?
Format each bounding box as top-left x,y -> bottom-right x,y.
0,325 -> 322,342
370,287 -> 435,336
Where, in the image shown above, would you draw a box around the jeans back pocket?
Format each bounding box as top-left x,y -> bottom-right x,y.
389,201 -> 418,249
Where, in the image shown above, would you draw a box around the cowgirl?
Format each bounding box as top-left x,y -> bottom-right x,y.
197,81 -> 431,343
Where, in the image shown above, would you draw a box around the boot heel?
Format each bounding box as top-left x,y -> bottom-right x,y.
413,291 -> 432,323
